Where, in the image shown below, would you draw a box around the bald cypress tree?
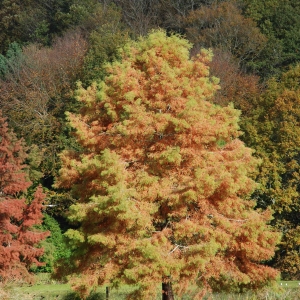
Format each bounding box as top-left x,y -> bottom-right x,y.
0,111 -> 48,283
55,31 -> 279,299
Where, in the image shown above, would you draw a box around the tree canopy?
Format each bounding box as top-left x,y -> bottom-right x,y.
0,111 -> 49,283
243,0 -> 300,77
240,64 -> 300,279
55,30 -> 279,299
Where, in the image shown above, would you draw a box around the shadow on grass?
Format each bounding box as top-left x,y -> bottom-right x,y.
62,292 -> 107,300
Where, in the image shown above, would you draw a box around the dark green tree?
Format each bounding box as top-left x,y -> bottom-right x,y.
34,214 -> 71,273
243,0 -> 300,78
0,42 -> 23,79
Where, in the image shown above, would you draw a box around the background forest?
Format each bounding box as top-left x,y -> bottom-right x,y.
1,0 -> 300,298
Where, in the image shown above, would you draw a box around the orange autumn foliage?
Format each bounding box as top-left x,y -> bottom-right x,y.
55,31 -> 279,299
0,111 -> 49,283
208,49 -> 262,112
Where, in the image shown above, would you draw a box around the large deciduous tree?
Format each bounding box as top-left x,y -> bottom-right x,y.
55,31 -> 279,299
0,111 -> 49,283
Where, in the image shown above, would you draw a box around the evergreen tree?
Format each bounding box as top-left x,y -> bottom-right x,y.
55,31 -> 279,299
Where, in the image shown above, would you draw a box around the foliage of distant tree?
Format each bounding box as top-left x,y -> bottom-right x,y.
208,49 -> 262,111
0,30 -> 87,180
33,214 -> 71,273
242,0 -> 300,78
0,112 -> 49,283
184,1 -> 267,71
55,31 -> 279,299
0,0 -> 96,53
0,0 -> 22,54
240,64 -> 300,279
0,42 -> 23,79
102,0 -> 224,36
79,3 -> 129,86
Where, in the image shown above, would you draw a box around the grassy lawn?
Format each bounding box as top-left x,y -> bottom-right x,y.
5,284 -> 140,300
278,281 -> 300,288
2,275 -> 300,300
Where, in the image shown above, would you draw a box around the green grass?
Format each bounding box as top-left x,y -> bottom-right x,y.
2,275 -> 300,300
279,280 -> 300,288
6,284 -> 142,300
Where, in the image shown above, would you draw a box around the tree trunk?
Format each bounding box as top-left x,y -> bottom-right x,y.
162,279 -> 175,300
106,286 -> 110,299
